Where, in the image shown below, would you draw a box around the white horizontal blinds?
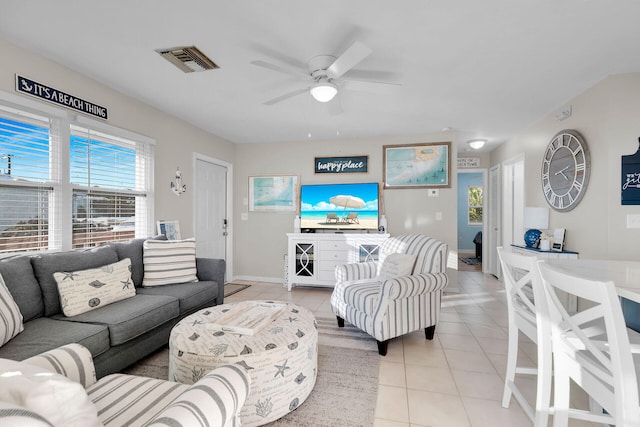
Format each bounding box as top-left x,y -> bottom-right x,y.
0,107 -> 53,253
70,125 -> 149,248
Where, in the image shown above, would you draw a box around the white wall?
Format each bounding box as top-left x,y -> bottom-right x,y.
490,73 -> 640,260
1,37 -> 462,282
0,38 -> 236,239
234,133 -> 460,281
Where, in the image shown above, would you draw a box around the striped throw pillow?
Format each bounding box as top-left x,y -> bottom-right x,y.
142,238 -> 198,287
0,272 -> 23,347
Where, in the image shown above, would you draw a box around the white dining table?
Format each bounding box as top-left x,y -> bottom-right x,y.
545,259 -> 640,303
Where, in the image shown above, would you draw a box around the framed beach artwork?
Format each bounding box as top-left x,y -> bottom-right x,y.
156,220 -> 181,240
383,142 -> 451,189
249,175 -> 299,212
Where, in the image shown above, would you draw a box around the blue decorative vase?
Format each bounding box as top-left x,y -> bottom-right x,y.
524,229 -> 541,248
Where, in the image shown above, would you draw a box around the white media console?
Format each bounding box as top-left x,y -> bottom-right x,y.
286,232 -> 389,291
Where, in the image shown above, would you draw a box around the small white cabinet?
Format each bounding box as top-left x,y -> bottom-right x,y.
286,233 -> 389,291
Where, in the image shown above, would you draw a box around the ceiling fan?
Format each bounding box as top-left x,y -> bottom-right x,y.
251,41 -> 401,112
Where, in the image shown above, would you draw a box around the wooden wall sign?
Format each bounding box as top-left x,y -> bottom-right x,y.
15,74 -> 108,120
622,137 -> 640,205
314,155 -> 368,174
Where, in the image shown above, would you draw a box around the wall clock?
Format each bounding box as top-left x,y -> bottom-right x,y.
541,129 -> 590,212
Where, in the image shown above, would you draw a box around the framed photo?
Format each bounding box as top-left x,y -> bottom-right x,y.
156,220 -> 181,240
249,175 -> 298,212
552,228 -> 566,252
383,142 -> 451,189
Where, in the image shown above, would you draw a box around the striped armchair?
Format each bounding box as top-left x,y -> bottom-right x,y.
330,234 -> 449,355
1,343 -> 250,427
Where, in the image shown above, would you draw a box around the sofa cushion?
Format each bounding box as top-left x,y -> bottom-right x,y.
112,235 -> 167,288
0,317 -> 109,361
31,245 -> 119,316
137,280 -> 219,315
142,238 -> 198,287
52,294 -> 179,346
0,256 -> 43,322
0,273 -> 23,347
54,258 -> 135,317
0,358 -> 101,427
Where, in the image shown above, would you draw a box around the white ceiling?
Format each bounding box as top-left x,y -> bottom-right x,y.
2,1 -> 640,152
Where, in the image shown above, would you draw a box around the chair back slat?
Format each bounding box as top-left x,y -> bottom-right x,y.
537,262 -> 640,424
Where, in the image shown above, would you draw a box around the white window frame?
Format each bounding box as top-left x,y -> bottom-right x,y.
0,90 -> 154,253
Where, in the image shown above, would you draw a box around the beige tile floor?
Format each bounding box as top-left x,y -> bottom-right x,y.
226,270 -> 593,427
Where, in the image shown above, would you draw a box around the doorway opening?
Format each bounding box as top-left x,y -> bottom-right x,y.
457,169 -> 487,272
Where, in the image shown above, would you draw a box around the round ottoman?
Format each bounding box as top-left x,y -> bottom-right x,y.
169,300 -> 318,426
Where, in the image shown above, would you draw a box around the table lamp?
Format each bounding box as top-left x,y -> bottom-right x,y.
523,207 -> 549,248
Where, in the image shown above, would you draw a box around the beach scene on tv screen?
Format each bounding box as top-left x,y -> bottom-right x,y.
300,182 -> 379,230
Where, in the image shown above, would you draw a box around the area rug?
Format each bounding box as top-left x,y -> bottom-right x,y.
123,315 -> 380,426
224,282 -> 251,297
459,256 -> 481,265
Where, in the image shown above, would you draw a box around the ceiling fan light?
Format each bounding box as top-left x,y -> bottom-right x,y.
310,82 -> 338,103
468,139 -> 487,150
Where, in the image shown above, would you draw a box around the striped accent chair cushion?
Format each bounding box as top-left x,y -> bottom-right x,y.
0,272 -> 23,347
142,238 -> 199,287
23,343 -> 97,388
89,365 -> 250,427
0,402 -> 54,426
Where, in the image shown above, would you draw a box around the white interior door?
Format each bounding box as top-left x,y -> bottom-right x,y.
194,155 -> 232,280
487,165 -> 501,277
502,155 -> 525,249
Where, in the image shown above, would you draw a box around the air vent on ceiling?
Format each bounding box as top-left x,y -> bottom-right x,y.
156,45 -> 219,73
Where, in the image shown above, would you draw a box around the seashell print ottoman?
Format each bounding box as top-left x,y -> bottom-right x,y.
169,300 -> 318,426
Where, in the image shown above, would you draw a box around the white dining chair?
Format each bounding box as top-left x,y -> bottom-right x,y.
537,261 -> 640,426
497,247 -> 552,427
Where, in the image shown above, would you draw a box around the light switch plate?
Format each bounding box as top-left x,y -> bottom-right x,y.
627,214 -> 640,228
241,213 -> 248,221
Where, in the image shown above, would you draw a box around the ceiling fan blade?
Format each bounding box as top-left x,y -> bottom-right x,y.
342,78 -> 401,94
327,96 -> 343,116
326,41 -> 372,79
250,60 -> 309,80
263,87 -> 309,105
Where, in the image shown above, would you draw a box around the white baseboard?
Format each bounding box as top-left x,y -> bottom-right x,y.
230,275 -> 285,285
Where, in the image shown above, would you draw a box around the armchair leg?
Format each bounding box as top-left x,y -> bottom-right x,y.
425,325 -> 436,340
336,316 -> 345,328
377,340 -> 389,356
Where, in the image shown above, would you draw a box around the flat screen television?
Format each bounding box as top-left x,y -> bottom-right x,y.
299,182 -> 379,231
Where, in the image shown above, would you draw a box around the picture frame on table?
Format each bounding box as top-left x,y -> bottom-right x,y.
552,228 -> 566,252
157,220 -> 181,240
249,175 -> 299,212
383,142 -> 451,189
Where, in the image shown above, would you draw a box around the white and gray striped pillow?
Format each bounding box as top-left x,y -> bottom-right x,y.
142,238 -> 198,287
0,272 -> 23,347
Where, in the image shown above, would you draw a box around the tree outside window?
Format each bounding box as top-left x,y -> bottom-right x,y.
468,186 -> 483,225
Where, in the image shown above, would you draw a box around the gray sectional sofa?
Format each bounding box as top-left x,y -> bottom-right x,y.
0,237 -> 225,378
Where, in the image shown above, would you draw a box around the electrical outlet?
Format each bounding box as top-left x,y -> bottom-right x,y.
428,189 -> 439,197
436,212 -> 442,221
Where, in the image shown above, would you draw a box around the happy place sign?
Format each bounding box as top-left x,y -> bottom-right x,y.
314,155 -> 368,174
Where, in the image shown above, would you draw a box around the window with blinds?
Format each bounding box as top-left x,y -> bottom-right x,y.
70,126 -> 151,248
0,102 -> 154,254
0,109 -> 53,253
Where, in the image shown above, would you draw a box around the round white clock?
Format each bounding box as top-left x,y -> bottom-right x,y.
541,129 -> 590,212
